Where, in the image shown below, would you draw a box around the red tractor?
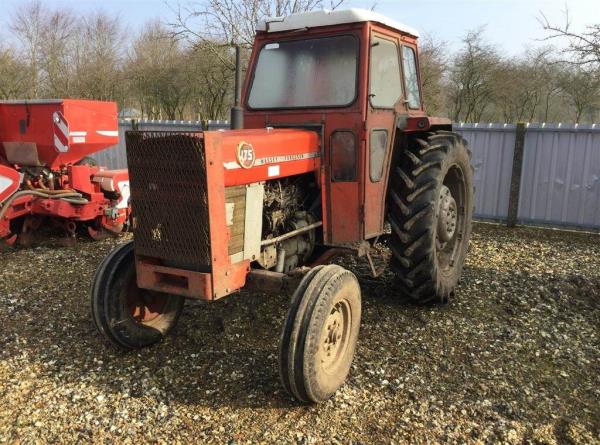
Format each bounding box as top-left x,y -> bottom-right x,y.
0,99 -> 130,245
91,9 -> 474,403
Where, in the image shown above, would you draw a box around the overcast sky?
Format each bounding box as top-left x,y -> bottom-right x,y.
2,0 -> 599,55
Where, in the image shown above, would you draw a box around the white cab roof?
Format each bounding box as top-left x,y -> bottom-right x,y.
256,8 -> 419,37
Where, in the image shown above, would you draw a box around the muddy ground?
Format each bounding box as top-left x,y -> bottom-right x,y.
0,223 -> 599,444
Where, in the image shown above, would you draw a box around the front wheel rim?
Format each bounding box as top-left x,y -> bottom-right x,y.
318,299 -> 352,374
125,280 -> 169,323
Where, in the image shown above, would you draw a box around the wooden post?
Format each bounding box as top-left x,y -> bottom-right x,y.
507,122 -> 526,227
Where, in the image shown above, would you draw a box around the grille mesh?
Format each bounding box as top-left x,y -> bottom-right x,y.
125,131 -> 211,270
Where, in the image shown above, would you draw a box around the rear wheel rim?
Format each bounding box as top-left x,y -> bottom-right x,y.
436,165 -> 467,273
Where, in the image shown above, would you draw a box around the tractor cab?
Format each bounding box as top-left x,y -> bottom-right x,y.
243,9 -> 451,244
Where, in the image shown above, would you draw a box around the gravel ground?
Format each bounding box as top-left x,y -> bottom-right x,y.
0,223 -> 599,444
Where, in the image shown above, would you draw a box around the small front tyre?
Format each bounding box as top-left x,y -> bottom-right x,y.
90,241 -> 184,349
279,265 -> 361,403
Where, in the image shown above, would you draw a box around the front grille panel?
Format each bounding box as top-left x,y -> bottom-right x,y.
126,131 -> 211,270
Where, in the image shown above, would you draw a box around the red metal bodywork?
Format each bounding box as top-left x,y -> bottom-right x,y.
135,128 -> 321,300
0,99 -> 129,243
134,18 -> 451,301
0,164 -> 20,202
0,99 -> 118,168
242,21 -> 450,245
219,129 -> 321,186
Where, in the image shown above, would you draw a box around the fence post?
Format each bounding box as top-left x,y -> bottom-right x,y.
507,122 -> 526,227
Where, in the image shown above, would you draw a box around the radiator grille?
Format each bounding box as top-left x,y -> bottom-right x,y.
125,131 -> 211,270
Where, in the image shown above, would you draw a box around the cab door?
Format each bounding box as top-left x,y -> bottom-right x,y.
363,33 -> 406,238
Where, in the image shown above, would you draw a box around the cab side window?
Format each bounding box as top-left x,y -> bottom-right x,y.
370,129 -> 388,182
369,36 -> 402,108
402,46 -> 421,109
331,131 -> 357,182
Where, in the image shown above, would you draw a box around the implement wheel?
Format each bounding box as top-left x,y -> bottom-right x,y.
90,241 -> 184,349
279,265 -> 361,403
387,130 -> 474,304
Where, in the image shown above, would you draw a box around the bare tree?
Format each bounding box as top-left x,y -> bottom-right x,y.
167,0 -> 347,119
127,22 -> 184,119
186,42 -> 236,120
491,49 -> 554,123
0,46 -> 29,99
10,0 -> 45,97
2,0 -> 597,123
10,1 -> 80,98
39,9 -> 78,97
540,10 -> 600,67
125,20 -> 235,120
538,60 -> 563,122
71,12 -> 125,102
558,67 -> 600,123
418,35 -> 448,117
172,0 -> 346,48
448,28 -> 500,122
540,10 -> 600,122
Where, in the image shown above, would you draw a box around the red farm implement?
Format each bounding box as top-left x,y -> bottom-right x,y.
0,99 -> 129,246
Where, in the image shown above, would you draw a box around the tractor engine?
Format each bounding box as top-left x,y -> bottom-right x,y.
258,177 -> 318,273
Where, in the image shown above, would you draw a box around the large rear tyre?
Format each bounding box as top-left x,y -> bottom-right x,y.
90,241 -> 184,349
387,131 -> 474,304
279,265 -> 361,403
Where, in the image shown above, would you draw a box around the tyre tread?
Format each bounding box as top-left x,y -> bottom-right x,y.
387,131 -> 474,303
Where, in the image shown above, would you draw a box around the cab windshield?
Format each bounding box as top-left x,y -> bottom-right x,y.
247,35 -> 358,109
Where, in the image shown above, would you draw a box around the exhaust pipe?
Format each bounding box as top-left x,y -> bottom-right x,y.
230,45 -> 244,130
